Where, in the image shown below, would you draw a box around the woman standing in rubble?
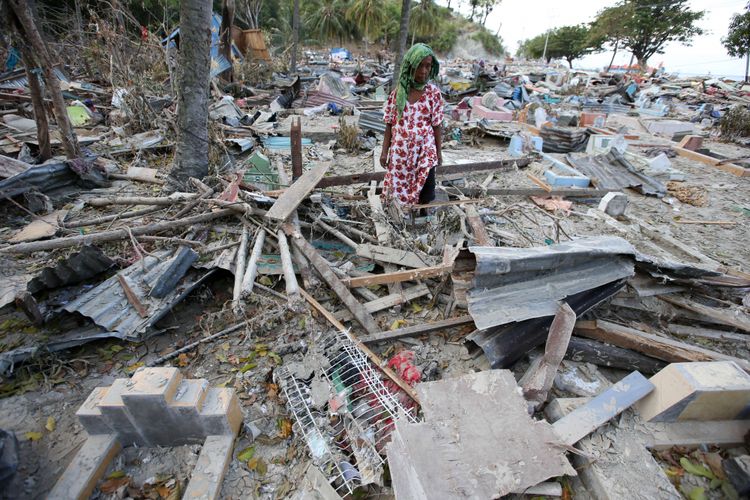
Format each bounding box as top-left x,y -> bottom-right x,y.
380,43 -> 444,208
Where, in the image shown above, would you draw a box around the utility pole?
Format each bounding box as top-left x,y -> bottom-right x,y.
291,0 -> 300,73
542,30 -> 550,62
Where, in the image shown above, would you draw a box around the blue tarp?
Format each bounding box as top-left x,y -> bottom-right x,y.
163,13 -> 243,78
330,48 -> 352,62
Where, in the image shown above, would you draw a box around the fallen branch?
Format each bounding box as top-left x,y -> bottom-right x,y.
87,193 -> 199,207
0,209 -> 234,254
63,206 -> 164,229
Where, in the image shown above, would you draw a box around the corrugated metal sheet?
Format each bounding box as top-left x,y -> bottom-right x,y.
566,150 -> 666,197
27,246 -> 115,293
164,13 -> 243,78
64,250 -> 214,339
466,280 -> 627,369
292,90 -> 357,110
0,67 -> 68,90
0,161 -> 76,199
540,127 -> 589,153
358,111 -> 385,133
466,236 -> 636,330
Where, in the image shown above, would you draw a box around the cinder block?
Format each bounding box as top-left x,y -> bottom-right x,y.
598,192 -> 629,217
168,378 -> 211,444
182,435 -> 235,500
646,120 -> 694,137
200,388 -> 243,436
636,361 -> 750,422
47,434 -> 121,500
120,367 -> 184,446
98,379 -> 147,446
76,386 -> 114,436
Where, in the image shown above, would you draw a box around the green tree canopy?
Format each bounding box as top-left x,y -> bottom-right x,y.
546,24 -> 600,68
615,0 -> 705,68
723,10 -> 750,58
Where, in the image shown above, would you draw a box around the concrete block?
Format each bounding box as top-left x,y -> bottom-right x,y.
636,361 -> 750,422
47,434 -> 121,500
598,192 -> 629,217
120,367 -> 183,446
200,388 -> 243,436
182,435 -> 235,500
98,378 -> 147,446
76,386 -> 114,436
168,378 -> 211,444
645,120 -> 694,137
471,103 -> 513,121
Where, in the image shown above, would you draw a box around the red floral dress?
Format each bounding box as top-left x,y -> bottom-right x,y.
382,83 -> 444,206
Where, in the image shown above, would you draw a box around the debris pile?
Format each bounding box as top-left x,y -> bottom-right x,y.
1,29 -> 750,500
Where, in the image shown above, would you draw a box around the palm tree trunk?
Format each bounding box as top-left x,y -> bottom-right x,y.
8,0 -> 81,159
291,0 -> 300,73
411,31 -> 415,46
170,0 -> 212,186
393,0 -> 412,89
606,39 -> 619,72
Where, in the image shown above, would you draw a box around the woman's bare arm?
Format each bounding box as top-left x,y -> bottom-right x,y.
380,124 -> 393,167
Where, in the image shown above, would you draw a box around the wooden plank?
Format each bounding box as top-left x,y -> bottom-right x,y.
658,295 -> 750,333
667,324 -> 750,345
645,421 -> 750,450
464,204 -> 491,246
117,275 -> 148,318
9,209 -> 66,243
316,158 -> 532,188
231,226 -> 249,311
442,186 -> 612,198
47,434 -> 121,500
566,337 -> 666,374
672,146 -> 750,177
527,173 -> 553,192
356,244 -> 427,268
410,198 -> 484,210
552,371 -> 654,445
368,185 -> 404,307
298,287 -> 419,403
575,320 -> 750,372
359,315 -> 474,343
335,284 -> 431,322
265,162 -> 330,221
286,227 -> 380,335
276,161 -> 313,288
290,117 -> 302,180
342,264 -> 452,288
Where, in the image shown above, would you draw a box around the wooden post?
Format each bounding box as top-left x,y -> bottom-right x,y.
290,117 -> 303,181
276,229 -> 302,309
232,226 -> 249,311
20,48 -> 50,161
240,228 -> 265,296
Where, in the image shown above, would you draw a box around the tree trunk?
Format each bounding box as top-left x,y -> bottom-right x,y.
393,0 -> 412,90
21,49 -> 51,161
8,0 -> 81,159
411,31 -> 415,46
606,39 -> 619,72
745,52 -> 749,83
220,0 -> 235,81
170,0 -> 212,186
567,57 -> 573,69
291,0 -> 300,73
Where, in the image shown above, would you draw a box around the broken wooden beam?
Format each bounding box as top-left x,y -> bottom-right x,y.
342,264 -> 452,288
0,209 -> 234,254
316,158 -> 532,188
334,284 -> 431,322
359,315 -> 474,343
464,204 -> 491,246
232,226 -> 249,311
87,193 -> 199,207
240,228 -> 265,297
276,229 -> 302,309
575,320 -> 750,372
290,117 -> 303,180
265,162 -> 330,221
566,336 -> 666,374
286,227 -> 380,335
658,295 -> 750,333
520,303 -> 576,409
672,145 -> 750,177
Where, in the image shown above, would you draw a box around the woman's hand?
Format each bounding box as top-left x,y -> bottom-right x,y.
380,150 -> 389,167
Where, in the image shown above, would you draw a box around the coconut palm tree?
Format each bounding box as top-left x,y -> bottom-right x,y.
410,0 -> 439,45
304,0 -> 350,43
347,0 -> 387,53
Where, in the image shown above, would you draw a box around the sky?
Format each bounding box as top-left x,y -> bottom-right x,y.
437,0 -> 750,79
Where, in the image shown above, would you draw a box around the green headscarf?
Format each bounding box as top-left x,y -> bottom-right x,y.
395,43 -> 440,119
